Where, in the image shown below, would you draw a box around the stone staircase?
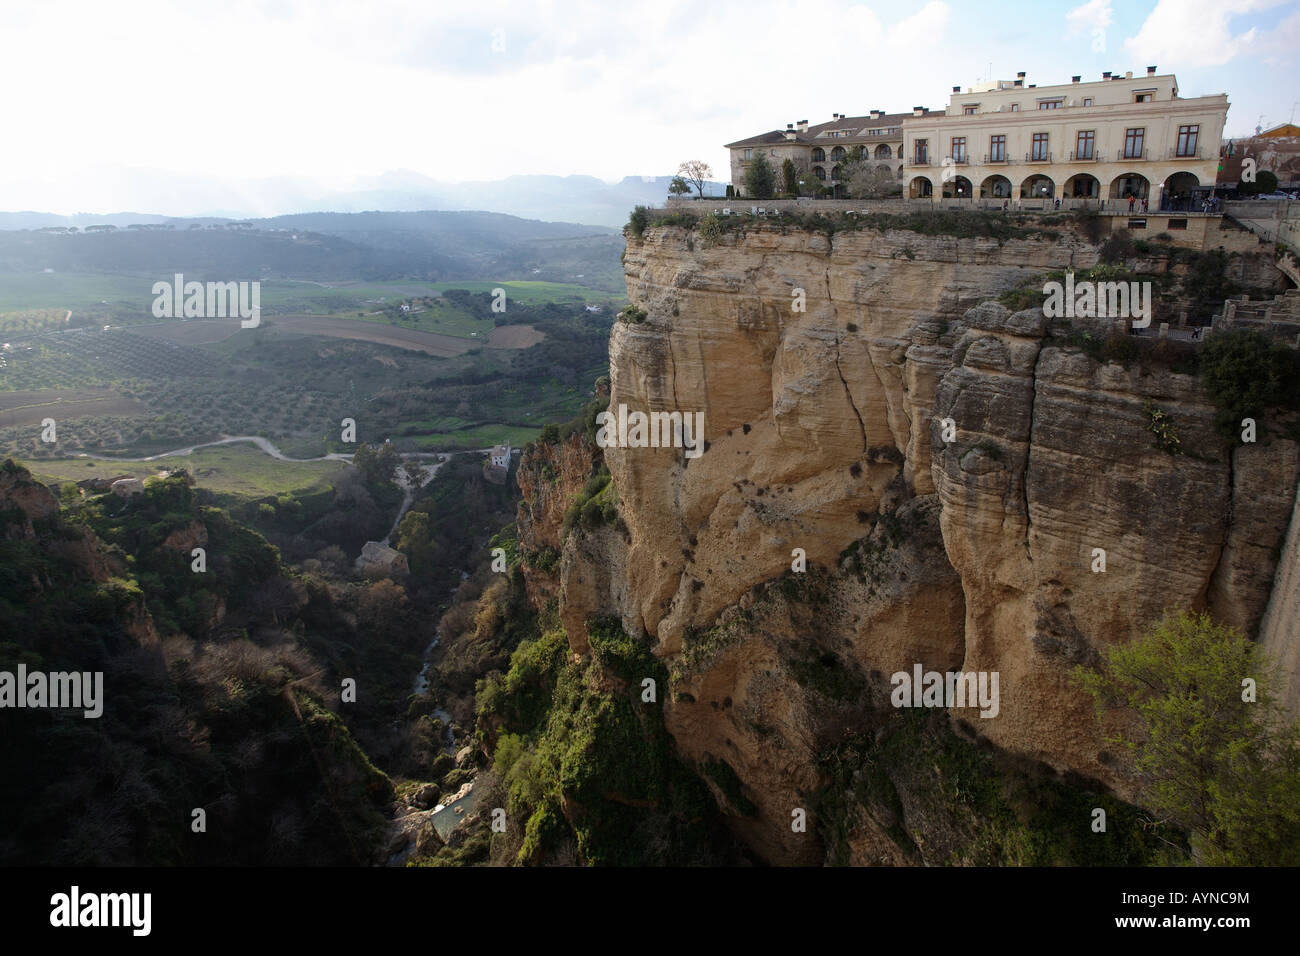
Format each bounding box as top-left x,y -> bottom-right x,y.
1212,287 -> 1300,345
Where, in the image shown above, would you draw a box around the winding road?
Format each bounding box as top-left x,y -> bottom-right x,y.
74,434 -> 494,464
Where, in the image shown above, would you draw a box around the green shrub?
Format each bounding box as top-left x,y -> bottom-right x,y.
1198,329 -> 1300,436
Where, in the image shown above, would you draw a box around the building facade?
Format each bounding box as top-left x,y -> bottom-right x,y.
903,69 -> 1227,206
725,110 -> 923,198
725,68 -> 1228,208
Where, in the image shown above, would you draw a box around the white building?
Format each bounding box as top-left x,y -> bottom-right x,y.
490,444 -> 511,469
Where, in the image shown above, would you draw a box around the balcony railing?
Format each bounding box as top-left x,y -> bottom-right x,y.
1118,148 -> 1149,161
1025,151 -> 1052,163
911,155 -> 931,166
951,155 -> 970,165
982,153 -> 1010,164
1168,147 -> 1204,160
1069,150 -> 1099,162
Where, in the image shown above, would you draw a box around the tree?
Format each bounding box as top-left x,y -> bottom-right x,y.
839,147 -> 900,199
798,166 -> 826,198
743,153 -> 776,200
781,159 -> 799,197
1239,169 -> 1279,196
677,160 -> 714,199
1076,610 -> 1300,864
668,176 -> 690,198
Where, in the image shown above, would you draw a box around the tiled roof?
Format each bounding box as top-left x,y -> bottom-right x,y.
726,111 -> 931,151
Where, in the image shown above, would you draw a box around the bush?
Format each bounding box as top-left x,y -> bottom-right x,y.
627,205 -> 649,239
1198,329 -> 1300,436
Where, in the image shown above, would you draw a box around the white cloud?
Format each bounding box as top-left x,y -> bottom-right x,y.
1123,0 -> 1286,67
1065,0 -> 1114,36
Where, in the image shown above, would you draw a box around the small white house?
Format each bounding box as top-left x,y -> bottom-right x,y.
490,444 -> 511,469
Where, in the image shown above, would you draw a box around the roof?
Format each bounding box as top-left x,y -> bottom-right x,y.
1260,123 -> 1300,138
725,111 -> 928,151
491,443 -> 511,456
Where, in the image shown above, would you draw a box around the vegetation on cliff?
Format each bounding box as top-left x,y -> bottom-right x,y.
1078,610 -> 1300,865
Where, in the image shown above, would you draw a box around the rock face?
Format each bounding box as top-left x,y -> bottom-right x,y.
530,220 -> 1298,861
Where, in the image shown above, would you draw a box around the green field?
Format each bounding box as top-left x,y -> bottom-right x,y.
403,424 -> 541,451
24,443 -> 346,498
0,273 -> 152,313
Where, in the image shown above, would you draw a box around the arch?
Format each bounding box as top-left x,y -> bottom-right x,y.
897,164 -> 904,180
980,174 -> 1012,199
813,165 -> 826,181
811,147 -> 826,162
1162,171 -> 1201,210
1108,173 -> 1150,200
874,143 -> 892,159
908,176 -> 933,199
1021,174 -> 1056,199
943,175 -> 973,199
1064,173 -> 1100,198
831,146 -> 846,161
831,164 -> 843,181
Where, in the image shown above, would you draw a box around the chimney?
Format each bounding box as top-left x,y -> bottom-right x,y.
1013,79 -> 1023,87
1102,71 -> 1111,79
1028,84 -> 1036,88
797,119 -> 809,132
785,124 -> 796,141
952,85 -> 961,93
1147,65 -> 1157,75
912,106 -> 925,117
1072,75 -> 1081,83
1017,71 -> 1026,79
1125,70 -> 1133,78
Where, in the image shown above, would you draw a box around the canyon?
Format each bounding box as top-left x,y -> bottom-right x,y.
517,212 -> 1300,863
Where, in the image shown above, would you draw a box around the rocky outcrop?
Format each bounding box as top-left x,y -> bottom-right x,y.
532,219 -> 1298,860
1260,483 -> 1300,723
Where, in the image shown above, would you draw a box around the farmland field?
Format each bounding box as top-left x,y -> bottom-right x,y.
25,442 -> 346,498
0,385 -> 147,427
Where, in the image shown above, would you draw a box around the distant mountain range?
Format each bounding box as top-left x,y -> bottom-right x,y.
0,209 -> 629,291
0,171 -> 730,231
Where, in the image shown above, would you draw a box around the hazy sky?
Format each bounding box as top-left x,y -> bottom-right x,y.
2,0 -> 1296,214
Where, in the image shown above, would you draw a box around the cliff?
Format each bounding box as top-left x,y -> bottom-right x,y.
522,215 -> 1298,863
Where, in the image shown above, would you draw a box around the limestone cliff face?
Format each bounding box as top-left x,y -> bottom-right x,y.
535,220 -> 1297,861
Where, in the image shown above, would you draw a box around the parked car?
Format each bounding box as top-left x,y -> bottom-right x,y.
1257,191 -> 1296,200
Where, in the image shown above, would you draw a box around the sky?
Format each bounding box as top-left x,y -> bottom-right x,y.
1,0 -> 1296,215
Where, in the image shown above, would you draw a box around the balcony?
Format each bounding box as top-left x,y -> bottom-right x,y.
1168,147 -> 1204,161
1025,151 -> 1052,163
1118,148 -> 1150,161
982,153 -> 1010,164
910,155 -> 931,166
1069,150 -> 1100,162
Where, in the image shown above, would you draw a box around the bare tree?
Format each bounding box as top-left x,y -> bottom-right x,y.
677,160 -> 714,198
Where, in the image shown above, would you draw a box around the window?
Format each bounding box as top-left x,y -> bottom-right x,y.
1031,132 -> 1049,161
1038,99 -> 1063,110
831,146 -> 845,161
914,139 -> 929,163
989,134 -> 1006,162
1075,130 -> 1094,160
743,148 -> 753,160
1082,97 -> 1093,106
1009,103 -> 1019,111
1134,92 -> 1153,103
964,106 -> 977,115
1176,124 -> 1200,158
951,137 -> 967,163
1124,127 -> 1145,159
813,166 -> 825,180
811,147 -> 825,162
1127,218 -> 1147,229
1168,218 -> 1188,230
